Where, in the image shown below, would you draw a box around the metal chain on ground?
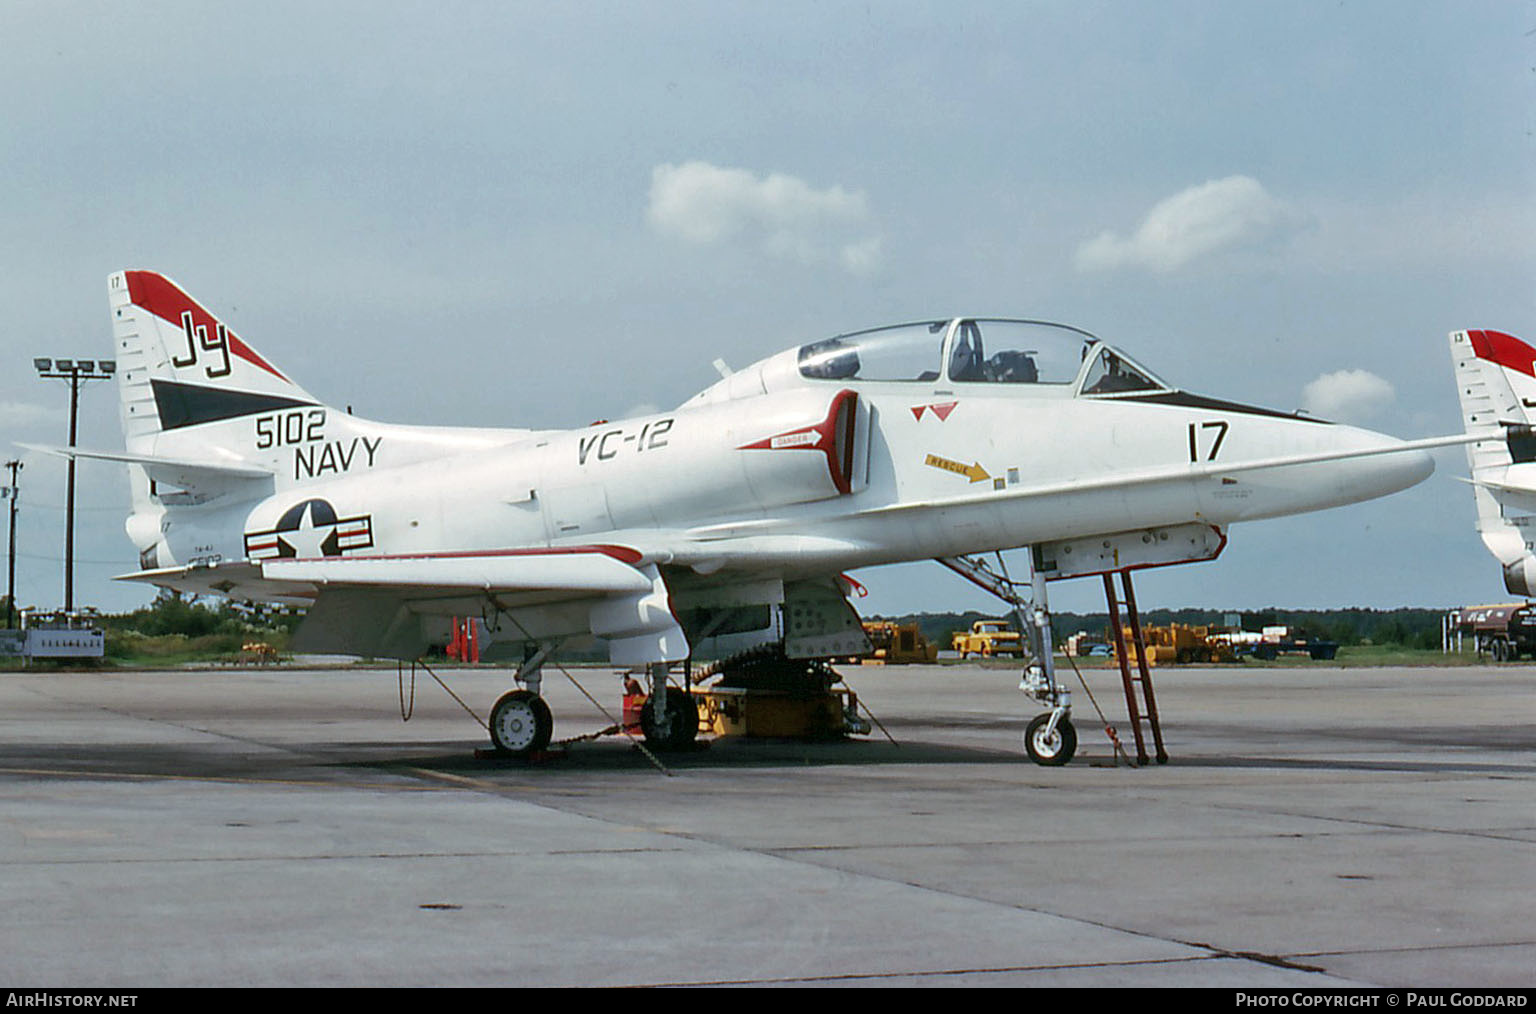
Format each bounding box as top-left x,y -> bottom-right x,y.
553,663 -> 673,776
398,661 -> 416,721
1059,648 -> 1133,766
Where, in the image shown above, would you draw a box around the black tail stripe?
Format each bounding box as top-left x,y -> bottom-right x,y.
151,378 -> 316,430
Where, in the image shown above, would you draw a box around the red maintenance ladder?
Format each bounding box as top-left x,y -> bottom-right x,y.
1101,571 -> 1167,766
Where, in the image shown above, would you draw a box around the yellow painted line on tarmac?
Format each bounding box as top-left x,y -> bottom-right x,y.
0,765 -> 467,793
400,767 -> 535,792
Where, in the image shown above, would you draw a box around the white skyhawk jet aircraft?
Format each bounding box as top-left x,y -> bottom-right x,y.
75,271 -> 1475,765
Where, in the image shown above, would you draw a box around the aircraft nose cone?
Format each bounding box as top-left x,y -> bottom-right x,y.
1222,424 -> 1438,525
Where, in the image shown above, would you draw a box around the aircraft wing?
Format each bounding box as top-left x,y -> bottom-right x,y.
116,545 -> 691,662
260,547 -> 655,597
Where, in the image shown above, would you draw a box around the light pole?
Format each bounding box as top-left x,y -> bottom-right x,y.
3,459 -> 19,629
33,358 -> 114,613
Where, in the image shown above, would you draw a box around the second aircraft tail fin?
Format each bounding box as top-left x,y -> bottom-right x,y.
1449,329 -> 1536,594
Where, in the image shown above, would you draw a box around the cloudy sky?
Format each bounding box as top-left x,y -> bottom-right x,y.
1,1 -> 1532,619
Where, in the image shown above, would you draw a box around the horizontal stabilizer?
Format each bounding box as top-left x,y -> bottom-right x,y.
20,443 -> 272,501
1463,475 -> 1536,515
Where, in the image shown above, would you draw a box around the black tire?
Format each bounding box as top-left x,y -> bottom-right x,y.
489,689 -> 553,757
1024,713 -> 1077,766
640,686 -> 699,750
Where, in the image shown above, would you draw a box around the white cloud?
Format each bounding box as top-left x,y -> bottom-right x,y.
1300,369 -> 1396,423
647,161 -> 881,275
1076,175 -> 1290,273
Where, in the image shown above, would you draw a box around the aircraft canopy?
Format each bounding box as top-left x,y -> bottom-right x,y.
795,318 -> 1169,396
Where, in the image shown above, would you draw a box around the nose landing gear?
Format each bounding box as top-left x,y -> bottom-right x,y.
939,550 -> 1075,767
1024,710 -> 1077,766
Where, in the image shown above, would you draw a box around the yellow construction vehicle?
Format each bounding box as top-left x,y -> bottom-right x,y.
1118,623 -> 1237,665
856,621 -> 939,664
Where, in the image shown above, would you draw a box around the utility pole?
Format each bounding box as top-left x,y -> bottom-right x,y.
3,459 -> 19,629
33,358 -> 114,612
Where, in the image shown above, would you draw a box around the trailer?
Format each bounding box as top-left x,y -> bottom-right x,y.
1454,603 -> 1536,661
1247,626 -> 1338,661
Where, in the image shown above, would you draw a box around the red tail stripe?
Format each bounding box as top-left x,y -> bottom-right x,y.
1467,329 -> 1536,379
124,271 -> 290,384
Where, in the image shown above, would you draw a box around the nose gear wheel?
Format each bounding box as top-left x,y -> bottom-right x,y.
1024,712 -> 1077,766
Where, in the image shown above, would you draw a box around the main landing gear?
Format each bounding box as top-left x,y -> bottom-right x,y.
489,689 -> 553,756
488,642 -> 557,758
639,684 -> 700,751
487,653 -> 700,758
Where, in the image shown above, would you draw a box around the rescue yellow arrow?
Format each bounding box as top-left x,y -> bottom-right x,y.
925,453 -> 991,484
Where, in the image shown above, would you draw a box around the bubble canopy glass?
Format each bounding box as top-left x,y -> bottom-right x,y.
795,318 -> 1168,395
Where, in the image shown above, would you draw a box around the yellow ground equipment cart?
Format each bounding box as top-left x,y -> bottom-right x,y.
689,647 -> 871,739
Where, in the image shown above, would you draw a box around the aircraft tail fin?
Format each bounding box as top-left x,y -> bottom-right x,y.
1449,329 -> 1536,594
109,270 -> 324,456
